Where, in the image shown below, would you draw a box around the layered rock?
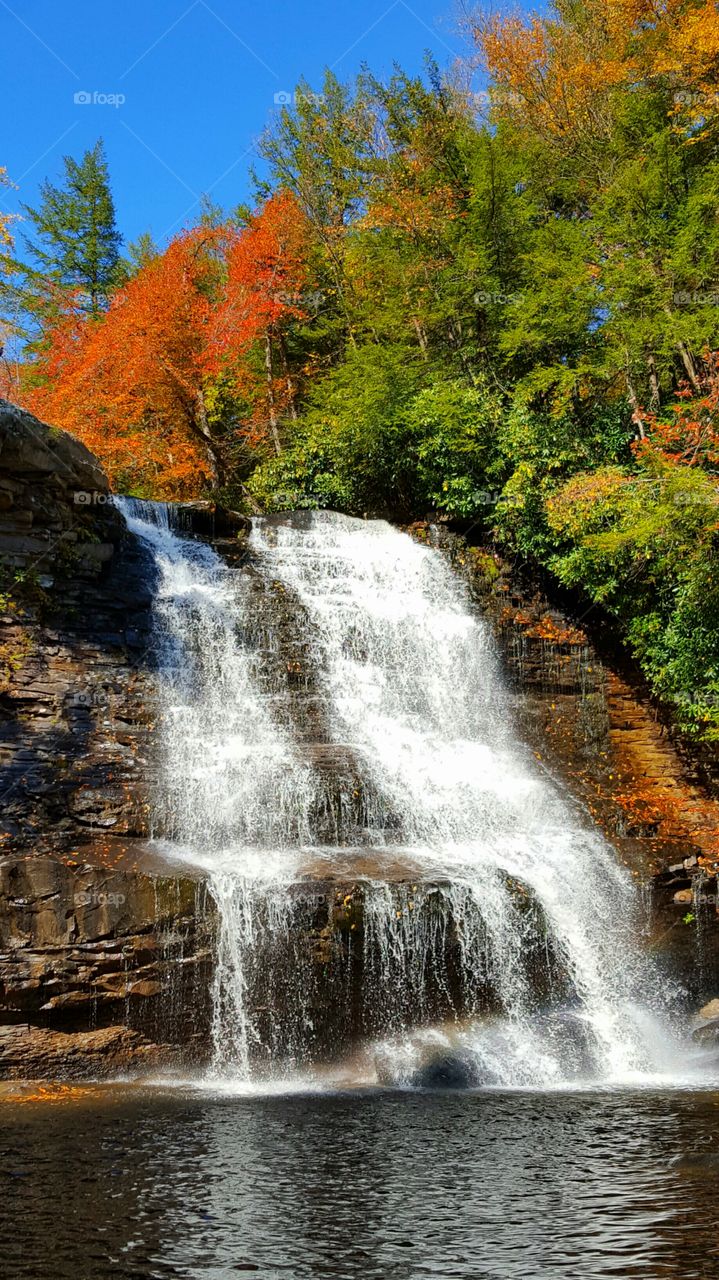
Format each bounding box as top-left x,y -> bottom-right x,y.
0,403 -> 201,1075
0,399 -> 158,854
420,524 -> 719,1001
0,868 -> 214,1079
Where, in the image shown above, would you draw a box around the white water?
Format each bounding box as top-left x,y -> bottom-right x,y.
119,501 -> 703,1089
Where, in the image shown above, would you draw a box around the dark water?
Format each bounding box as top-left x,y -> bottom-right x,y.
1,1085 -> 719,1280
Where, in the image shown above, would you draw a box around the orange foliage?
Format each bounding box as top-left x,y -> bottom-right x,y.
17,192 -> 312,497
474,0 -> 719,144
633,355 -> 719,466
207,191 -> 312,448
208,191 -> 310,374
24,230 -> 218,497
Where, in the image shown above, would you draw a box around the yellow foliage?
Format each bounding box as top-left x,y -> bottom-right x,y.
473,0 -> 719,145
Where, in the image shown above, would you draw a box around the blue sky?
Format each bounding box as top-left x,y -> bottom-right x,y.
1,0 -> 477,252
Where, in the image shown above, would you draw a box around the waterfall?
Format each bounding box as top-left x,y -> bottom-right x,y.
119,500 -> 686,1088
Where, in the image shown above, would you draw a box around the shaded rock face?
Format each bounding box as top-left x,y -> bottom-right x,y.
0,403 -> 208,1076
0,862 -> 214,1079
421,525 -> 719,1002
0,399 -> 158,856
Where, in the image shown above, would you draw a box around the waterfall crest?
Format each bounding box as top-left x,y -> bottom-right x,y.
119,500 -> 689,1087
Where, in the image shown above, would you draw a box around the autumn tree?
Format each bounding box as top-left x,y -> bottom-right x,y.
21,193 -> 312,496
207,191 -> 312,454
25,229 -> 218,494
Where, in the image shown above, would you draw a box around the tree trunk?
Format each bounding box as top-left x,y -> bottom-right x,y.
264,332 -> 282,456
193,391 -> 224,488
677,340 -> 702,395
277,330 -> 298,421
412,316 -> 429,357
647,354 -> 660,409
624,356 -> 646,439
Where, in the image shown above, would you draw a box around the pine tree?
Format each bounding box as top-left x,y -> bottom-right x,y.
21,139 -> 122,319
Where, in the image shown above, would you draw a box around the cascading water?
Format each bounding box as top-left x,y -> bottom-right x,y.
119,500 -> 698,1089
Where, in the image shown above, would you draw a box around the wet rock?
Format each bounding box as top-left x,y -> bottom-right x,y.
413,1051 -> 480,1089
692,1019 -> 719,1047
0,853 -> 214,1077
172,500 -> 250,538
0,1023 -> 175,1080
0,401 -> 156,854
698,998 -> 719,1020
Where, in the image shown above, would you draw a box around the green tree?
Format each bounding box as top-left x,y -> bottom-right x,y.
20,139 -> 123,323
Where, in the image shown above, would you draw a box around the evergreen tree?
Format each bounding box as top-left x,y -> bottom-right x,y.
21,139 -> 122,320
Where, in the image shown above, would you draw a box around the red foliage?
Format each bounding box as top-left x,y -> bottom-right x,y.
633,354 -> 719,467
15,192 -> 312,496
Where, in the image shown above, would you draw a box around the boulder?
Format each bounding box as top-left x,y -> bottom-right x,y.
413,1050 -> 480,1089
0,399 -> 108,493
171,500 -> 250,538
692,1019 -> 719,1047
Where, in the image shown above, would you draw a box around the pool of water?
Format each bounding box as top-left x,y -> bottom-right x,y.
2,1083 -> 718,1279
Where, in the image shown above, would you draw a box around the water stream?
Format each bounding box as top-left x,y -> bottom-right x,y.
118,501 -> 704,1089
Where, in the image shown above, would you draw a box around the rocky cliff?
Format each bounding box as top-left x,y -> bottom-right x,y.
0,400 -> 214,1074
422,526 -> 719,1003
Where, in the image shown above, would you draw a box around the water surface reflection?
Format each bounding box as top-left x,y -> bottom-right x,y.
1,1085 -> 718,1278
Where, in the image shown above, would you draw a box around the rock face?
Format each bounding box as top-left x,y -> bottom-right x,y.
0,854 -> 213,1077
421,524 -> 719,1001
0,399 -> 157,854
0,402 -> 212,1076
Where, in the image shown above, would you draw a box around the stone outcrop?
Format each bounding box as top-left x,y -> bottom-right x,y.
0,399 -> 158,856
0,402 -> 210,1075
420,524 -> 719,1001
0,854 -> 213,1074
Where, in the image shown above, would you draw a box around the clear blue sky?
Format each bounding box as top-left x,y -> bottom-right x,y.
1,0 -> 477,251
